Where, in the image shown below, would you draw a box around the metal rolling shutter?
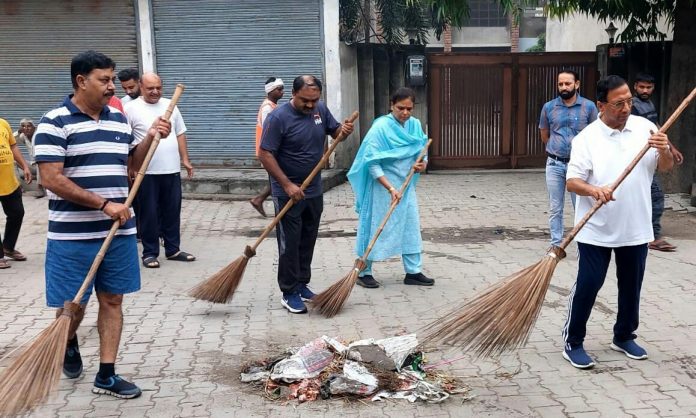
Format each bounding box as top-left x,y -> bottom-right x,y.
151,0 -> 324,164
0,0 -> 139,154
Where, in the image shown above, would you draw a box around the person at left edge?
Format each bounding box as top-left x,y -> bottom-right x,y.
258,75 -> 354,314
0,118 -> 32,268
33,50 -> 171,399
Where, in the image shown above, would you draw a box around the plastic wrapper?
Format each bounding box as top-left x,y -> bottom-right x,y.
347,334 -> 418,371
328,360 -> 379,395
270,337 -> 334,383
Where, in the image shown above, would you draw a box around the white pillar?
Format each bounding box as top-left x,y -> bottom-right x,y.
322,0 -> 341,116
136,0 -> 156,72
322,0 -> 342,167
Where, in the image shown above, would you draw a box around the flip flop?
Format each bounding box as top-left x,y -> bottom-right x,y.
249,199 -> 267,217
648,239 -> 677,252
142,257 -> 160,268
3,248 -> 27,261
0,259 -> 10,269
166,251 -> 196,262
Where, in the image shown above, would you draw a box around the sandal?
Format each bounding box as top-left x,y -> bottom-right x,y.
648,239 -> 677,252
166,251 -> 196,262
3,248 -> 27,261
0,259 -> 10,269
249,199 -> 267,217
142,257 -> 160,268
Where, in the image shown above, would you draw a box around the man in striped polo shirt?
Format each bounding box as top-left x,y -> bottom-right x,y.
34,51 -> 171,399
539,70 -> 598,248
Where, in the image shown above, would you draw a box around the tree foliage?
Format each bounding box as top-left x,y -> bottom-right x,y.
544,0 -> 683,42
340,0 -> 461,45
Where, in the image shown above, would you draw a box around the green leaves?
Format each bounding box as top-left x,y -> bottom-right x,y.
545,0 -> 680,42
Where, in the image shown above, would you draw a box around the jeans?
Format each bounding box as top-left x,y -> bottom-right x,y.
546,157 -> 576,247
0,186 -> 25,257
359,252 -> 422,277
650,175 -> 664,239
562,242 -> 648,349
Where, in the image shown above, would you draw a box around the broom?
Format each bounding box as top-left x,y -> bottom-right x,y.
0,85 -> 185,416
420,86 -> 696,358
188,111 -> 360,303
312,138 -> 433,318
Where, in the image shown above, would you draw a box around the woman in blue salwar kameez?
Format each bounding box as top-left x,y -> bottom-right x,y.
347,87 -> 433,288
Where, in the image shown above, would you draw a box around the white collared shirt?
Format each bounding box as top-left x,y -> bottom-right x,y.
566,115 -> 659,247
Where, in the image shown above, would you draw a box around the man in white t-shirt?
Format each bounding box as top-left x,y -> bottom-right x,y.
561,75 -> 674,370
124,72 -> 195,268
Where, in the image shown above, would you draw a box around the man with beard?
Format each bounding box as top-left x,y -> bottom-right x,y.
118,68 -> 140,105
258,75 -> 353,314
631,72 -> 683,252
124,72 -> 195,268
34,50 -> 171,397
539,70 -> 598,248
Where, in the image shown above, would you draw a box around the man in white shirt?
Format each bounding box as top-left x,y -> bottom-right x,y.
124,72 -> 195,268
13,118 -> 46,197
561,75 -> 674,369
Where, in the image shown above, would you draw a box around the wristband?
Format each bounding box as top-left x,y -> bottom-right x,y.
388,187 -> 396,192
100,200 -> 109,211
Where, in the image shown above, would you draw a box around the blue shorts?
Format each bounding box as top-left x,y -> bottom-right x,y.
45,235 -> 140,308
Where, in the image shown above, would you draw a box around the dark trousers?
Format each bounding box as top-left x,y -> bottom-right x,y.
651,175 -> 664,239
138,173 -> 181,259
0,187 -> 24,257
563,242 -> 648,349
273,195 -> 323,294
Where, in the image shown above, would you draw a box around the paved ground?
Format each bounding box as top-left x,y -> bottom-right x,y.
1,170 -> 695,418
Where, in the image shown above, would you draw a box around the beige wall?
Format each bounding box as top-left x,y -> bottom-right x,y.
546,14 -> 674,52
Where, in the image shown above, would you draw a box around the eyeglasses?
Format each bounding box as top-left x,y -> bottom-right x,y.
604,98 -> 633,110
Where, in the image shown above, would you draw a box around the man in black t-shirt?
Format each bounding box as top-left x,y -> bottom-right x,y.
259,75 -> 354,314
631,73 -> 683,252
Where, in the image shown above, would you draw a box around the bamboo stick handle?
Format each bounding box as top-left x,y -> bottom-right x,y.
360,138 -> 433,261
250,111 -> 359,251
72,84 -> 186,303
560,86 -> 696,249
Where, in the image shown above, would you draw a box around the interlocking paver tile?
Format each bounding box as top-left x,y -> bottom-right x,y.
1,171 -> 694,417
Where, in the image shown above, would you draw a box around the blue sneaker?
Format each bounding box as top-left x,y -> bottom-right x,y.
298,284 -> 316,301
610,339 -> 648,360
92,374 -> 142,399
281,292 -> 307,314
562,345 -> 595,369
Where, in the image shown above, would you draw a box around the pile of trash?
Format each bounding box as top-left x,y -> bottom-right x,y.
240,334 -> 470,403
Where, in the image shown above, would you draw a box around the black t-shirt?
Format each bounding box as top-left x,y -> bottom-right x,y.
260,101 -> 340,198
631,97 -> 658,125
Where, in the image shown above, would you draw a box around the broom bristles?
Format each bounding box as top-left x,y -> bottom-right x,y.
188,245 -> 256,304
188,254 -> 250,304
0,315 -> 71,416
311,263 -> 362,318
421,251 -> 561,358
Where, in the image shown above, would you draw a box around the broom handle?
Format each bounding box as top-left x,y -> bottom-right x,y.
560,86 -> 696,250
72,84 -> 186,303
249,111 -> 359,251
360,138 -> 433,261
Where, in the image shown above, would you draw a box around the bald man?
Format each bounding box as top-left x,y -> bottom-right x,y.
124,73 -> 195,268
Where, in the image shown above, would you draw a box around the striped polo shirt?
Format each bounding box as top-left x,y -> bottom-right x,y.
34,95 -> 136,240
